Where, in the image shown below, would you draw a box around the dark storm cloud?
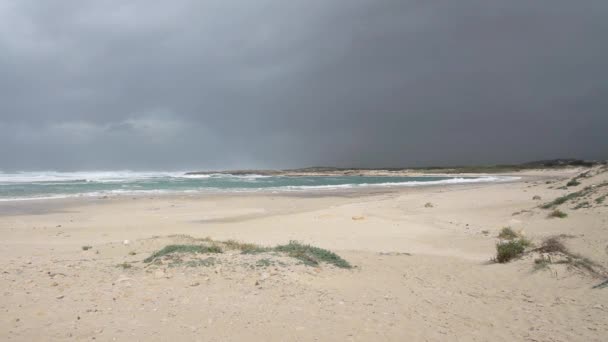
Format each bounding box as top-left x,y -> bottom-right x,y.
1,0 -> 607,171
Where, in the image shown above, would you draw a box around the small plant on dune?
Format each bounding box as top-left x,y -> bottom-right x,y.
274,241 -> 352,268
497,227 -> 532,246
547,209 -> 567,219
498,227 -> 519,240
424,202 -> 434,208
532,195 -> 542,200
596,194 -> 607,204
82,245 -> 92,251
495,240 -> 528,263
531,236 -> 606,277
535,236 -> 567,254
567,257 -> 600,275
223,240 -> 269,254
144,238 -> 353,270
144,244 -> 222,263
494,227 -> 533,263
567,179 -> 580,187
117,262 -> 132,269
541,193 -> 578,209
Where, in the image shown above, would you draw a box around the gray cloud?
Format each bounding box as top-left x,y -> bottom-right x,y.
1,0 -> 607,171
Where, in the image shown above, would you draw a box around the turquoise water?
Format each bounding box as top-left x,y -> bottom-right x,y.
0,171 -> 504,201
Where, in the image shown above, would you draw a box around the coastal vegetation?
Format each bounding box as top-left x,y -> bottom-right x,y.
185,159 -> 605,177
541,182 -> 608,209
495,234 -> 606,278
497,227 -> 519,240
495,240 -> 528,263
547,209 -> 568,218
495,228 -> 532,263
144,238 -> 352,269
531,237 -> 604,277
274,241 -> 351,268
567,179 -> 581,187
144,244 -> 223,263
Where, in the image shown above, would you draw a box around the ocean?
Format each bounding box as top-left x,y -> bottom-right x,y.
0,171 -> 511,201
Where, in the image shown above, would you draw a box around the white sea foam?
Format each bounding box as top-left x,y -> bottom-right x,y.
275,176 -> 517,191
0,171 -> 277,184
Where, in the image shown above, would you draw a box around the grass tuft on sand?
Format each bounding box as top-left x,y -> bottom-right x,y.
143,238 -> 352,269
494,228 -> 533,263
497,227 -> 518,240
274,241 -> 352,269
222,240 -> 270,254
547,209 -> 568,219
531,237 -> 605,277
117,262 -> 133,269
566,179 -> 580,187
144,244 -> 222,263
495,240 -> 528,263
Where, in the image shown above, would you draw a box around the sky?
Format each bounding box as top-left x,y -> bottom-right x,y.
1,0 -> 607,171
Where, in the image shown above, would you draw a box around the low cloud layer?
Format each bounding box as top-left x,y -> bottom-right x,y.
1,0 -> 607,171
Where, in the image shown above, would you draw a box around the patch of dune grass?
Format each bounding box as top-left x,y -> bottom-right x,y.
144,244 -> 222,263
222,240 -> 269,254
494,227 -> 533,263
566,179 -> 580,187
274,241 -> 352,269
498,227 -> 518,240
547,209 -> 567,219
541,192 -> 583,209
531,237 -> 605,277
535,236 -> 567,253
495,240 -> 528,263
143,239 -> 352,269
541,183 -> 608,209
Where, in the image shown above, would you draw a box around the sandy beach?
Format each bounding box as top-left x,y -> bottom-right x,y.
1,167 -> 607,341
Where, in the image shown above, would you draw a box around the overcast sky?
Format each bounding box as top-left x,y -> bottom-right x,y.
1,0 -> 607,171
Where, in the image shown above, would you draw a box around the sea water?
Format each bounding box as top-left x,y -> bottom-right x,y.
0,171 -> 512,201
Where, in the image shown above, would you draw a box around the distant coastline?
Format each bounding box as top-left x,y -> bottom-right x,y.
185,158 -> 606,177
